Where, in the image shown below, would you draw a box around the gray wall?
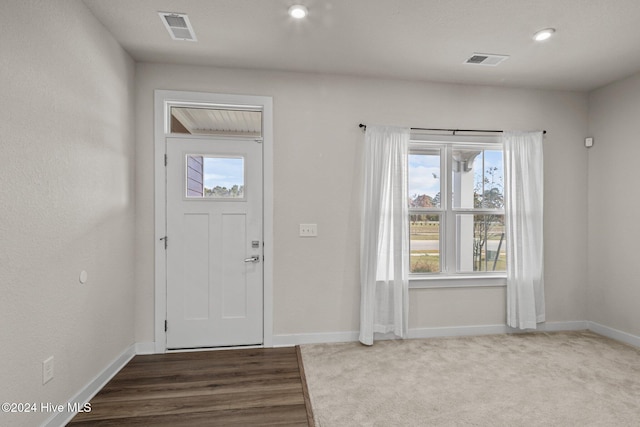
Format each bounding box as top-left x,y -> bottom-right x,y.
588,71 -> 640,336
0,1 -> 135,426
135,63 -> 589,343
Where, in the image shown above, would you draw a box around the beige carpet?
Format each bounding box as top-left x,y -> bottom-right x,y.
300,331 -> 640,426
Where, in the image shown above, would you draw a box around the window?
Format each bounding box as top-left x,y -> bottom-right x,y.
409,136 -> 506,278
170,106 -> 262,138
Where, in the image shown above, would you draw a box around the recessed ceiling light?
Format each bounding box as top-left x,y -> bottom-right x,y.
288,5 -> 308,19
533,28 -> 555,42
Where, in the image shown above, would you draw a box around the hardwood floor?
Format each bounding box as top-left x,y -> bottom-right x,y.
68,347 -> 313,426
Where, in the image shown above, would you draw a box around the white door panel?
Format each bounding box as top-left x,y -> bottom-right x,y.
166,137 -> 263,349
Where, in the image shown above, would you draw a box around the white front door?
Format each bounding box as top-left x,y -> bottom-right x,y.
165,137 -> 263,349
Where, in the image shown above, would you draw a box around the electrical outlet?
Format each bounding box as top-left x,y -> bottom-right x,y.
43,356 -> 54,384
299,223 -> 318,237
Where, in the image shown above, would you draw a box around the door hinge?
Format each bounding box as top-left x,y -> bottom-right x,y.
164,154 -> 168,166
160,236 -> 168,249
164,320 -> 168,332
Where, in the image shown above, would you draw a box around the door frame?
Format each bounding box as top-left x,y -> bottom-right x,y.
153,90 -> 273,353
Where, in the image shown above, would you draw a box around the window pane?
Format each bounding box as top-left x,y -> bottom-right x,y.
409,152 -> 441,208
456,214 -> 506,272
452,148 -> 504,209
186,155 -> 244,199
410,214 -> 441,273
171,107 -> 262,137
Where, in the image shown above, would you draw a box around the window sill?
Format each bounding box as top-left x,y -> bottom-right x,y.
409,274 -> 506,289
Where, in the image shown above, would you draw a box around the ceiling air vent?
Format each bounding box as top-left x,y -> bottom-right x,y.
464,53 -> 509,66
159,12 -> 197,41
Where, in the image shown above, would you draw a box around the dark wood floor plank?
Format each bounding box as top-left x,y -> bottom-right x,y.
73,392 -> 305,421
93,377 -> 303,402
107,364 -> 300,384
68,405 -> 309,426
68,347 -> 310,426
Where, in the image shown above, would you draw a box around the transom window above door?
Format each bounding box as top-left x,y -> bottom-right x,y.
170,106 -> 262,137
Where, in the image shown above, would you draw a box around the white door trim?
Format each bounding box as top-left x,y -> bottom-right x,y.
153,90 -> 274,353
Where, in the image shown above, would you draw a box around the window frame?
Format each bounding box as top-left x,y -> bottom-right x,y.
408,133 -> 507,289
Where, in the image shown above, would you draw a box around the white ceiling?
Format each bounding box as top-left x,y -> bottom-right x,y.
83,0 -> 640,91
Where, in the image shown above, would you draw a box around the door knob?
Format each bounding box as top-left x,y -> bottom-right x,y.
244,255 -> 260,263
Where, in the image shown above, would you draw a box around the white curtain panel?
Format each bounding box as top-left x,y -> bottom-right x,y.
503,131 -> 545,329
359,125 -> 410,345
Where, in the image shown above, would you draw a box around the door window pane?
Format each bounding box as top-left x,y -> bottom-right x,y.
410,214 -> 441,273
456,214 -> 506,272
186,155 -> 244,199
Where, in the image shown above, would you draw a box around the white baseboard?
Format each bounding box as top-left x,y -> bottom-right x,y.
41,344 -> 136,427
588,321 -> 640,349
273,321 -> 589,346
132,320 -> 591,350
409,324 -> 512,339
537,320 -> 589,332
406,321 -> 588,340
273,331 -> 359,346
